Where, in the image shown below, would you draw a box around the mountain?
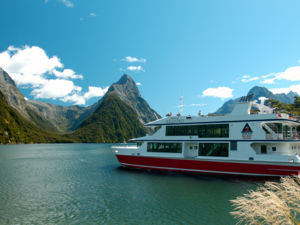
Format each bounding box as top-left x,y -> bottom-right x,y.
69,93 -> 147,143
216,86 -> 298,114
0,68 -> 160,143
247,86 -> 297,104
68,74 -> 160,142
25,100 -> 96,132
106,74 -> 160,123
0,67 -> 96,132
0,68 -> 28,114
0,89 -> 73,144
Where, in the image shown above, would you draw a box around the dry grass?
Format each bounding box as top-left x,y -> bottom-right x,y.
230,176 -> 300,225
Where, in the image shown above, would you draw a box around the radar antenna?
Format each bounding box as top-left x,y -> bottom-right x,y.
179,96 -> 183,115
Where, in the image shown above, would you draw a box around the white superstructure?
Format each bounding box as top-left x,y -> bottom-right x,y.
113,97 -> 300,176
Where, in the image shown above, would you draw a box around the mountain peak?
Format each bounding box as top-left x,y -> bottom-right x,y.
0,67 -> 17,87
103,74 -> 160,123
247,86 -> 270,95
0,68 -> 27,111
117,74 -> 134,85
108,74 -> 139,98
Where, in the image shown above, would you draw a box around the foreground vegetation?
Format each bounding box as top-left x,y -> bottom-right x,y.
267,96 -> 300,116
230,176 -> 300,225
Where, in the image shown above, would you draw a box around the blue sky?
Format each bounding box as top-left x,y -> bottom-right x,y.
1,0 -> 300,115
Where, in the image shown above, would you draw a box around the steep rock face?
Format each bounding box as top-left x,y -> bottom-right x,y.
70,93 -> 147,143
0,68 -> 28,114
106,74 -> 160,123
26,100 -> 96,132
216,86 -> 298,114
0,67 -> 95,132
0,90 -> 73,144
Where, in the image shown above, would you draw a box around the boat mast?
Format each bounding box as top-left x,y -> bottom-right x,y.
179,96 -> 183,115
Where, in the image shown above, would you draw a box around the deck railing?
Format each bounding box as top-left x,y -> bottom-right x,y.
266,133 -> 300,140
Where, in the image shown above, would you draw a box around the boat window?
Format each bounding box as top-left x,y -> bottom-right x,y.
272,146 -> 276,151
136,142 -> 143,147
230,141 -> 237,151
147,143 -> 182,153
166,124 -> 229,138
265,123 -> 282,134
198,143 -> 229,157
261,145 -> 267,154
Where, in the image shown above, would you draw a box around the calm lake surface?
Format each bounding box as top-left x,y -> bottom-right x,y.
0,144 -> 268,225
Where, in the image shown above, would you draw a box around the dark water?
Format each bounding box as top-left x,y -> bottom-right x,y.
0,144 -> 266,225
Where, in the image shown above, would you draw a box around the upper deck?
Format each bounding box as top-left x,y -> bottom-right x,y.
132,99 -> 300,143
145,101 -> 300,127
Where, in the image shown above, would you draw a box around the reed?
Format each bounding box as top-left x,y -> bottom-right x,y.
230,176 -> 300,225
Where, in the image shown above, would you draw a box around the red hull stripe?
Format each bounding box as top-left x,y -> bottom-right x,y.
116,155 -> 300,176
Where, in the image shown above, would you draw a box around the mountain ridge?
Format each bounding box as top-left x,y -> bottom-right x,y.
69,93 -> 147,143
0,68 -> 160,143
216,86 -> 298,114
0,89 -> 73,144
0,67 -> 95,132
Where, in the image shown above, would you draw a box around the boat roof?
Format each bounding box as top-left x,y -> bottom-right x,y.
145,101 -> 300,127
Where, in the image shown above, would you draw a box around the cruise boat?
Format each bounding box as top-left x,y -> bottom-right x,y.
112,96 -> 300,176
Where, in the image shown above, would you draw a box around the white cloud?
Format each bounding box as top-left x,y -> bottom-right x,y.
0,45 -> 83,85
241,75 -> 259,83
53,69 -> 83,79
83,86 -> 108,99
242,75 -> 250,79
31,79 -> 80,99
202,87 -> 233,99
0,45 -> 62,83
260,66 -> 300,84
59,0 -> 74,8
270,84 -> 300,95
136,82 -> 142,86
45,0 -> 74,8
238,62 -> 300,84
126,65 -> 145,72
261,76 -> 277,84
122,56 -> 146,63
277,66 -> 300,81
0,45 -> 107,105
62,86 -> 109,105
89,12 -> 96,17
61,94 -> 85,105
